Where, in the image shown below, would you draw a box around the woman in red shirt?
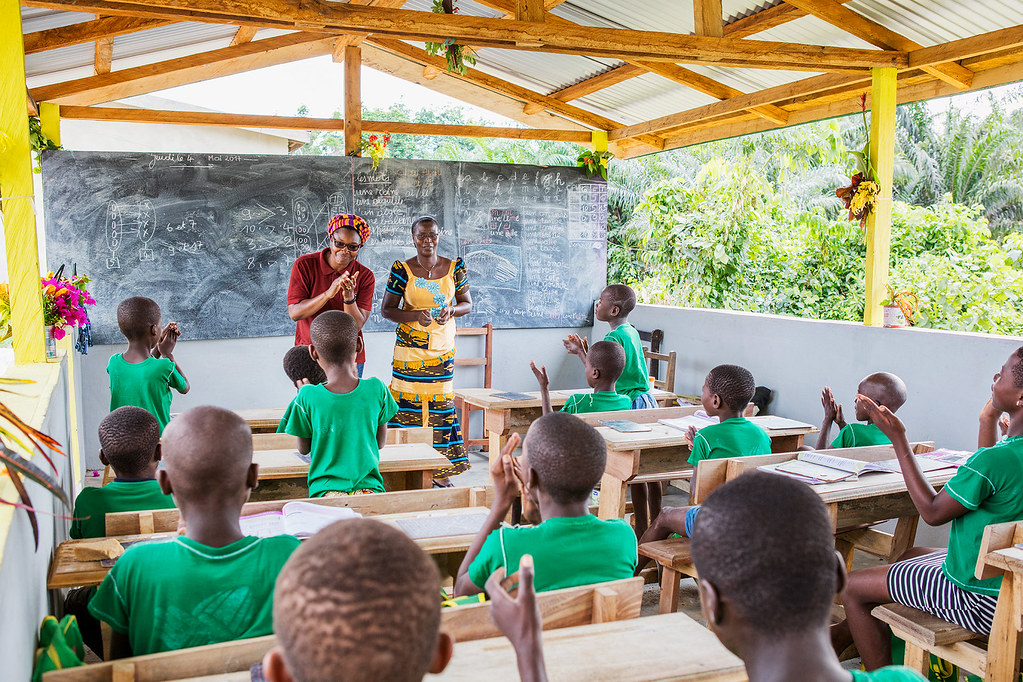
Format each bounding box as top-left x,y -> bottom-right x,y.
286,214 -> 375,376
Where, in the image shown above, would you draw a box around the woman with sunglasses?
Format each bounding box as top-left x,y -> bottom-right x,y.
381,216 -> 473,486
287,214 -> 375,377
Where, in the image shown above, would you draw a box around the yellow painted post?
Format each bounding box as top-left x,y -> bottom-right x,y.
1,0 -> 45,363
39,102 -> 61,147
591,130 -> 608,152
863,67 -> 897,327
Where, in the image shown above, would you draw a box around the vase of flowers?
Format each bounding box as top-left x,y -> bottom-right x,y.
360,133 -> 391,171
40,269 -> 95,354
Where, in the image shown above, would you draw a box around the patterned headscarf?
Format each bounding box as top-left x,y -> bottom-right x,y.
328,214 -> 370,245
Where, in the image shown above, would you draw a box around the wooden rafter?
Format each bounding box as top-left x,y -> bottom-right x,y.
782,0 -> 974,89
549,64 -> 645,103
229,25 -> 257,46
22,16 -> 170,54
30,32 -> 335,105
909,24 -> 1023,70
516,0 -> 544,23
693,0 -> 723,38
723,0 -> 847,38
344,44 -> 361,155
57,105 -> 595,141
21,0 -> 906,71
94,36 -> 113,74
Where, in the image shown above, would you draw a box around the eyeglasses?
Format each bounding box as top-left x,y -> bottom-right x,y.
414,233 -> 440,243
331,240 -> 362,252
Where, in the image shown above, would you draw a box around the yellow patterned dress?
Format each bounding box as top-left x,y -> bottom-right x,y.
385,258 -> 470,478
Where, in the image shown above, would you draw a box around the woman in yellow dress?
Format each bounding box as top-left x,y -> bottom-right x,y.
381,216 -> 473,485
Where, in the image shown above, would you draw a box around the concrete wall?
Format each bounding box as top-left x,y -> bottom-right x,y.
79,326 -> 589,469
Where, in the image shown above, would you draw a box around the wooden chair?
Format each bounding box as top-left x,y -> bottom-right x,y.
637,327 -> 677,395
453,323 -> 493,451
105,485 -> 494,536
873,520 -> 1023,681
44,578 -> 642,681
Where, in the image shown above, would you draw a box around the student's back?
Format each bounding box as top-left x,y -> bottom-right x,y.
71,407 -> 175,539
456,413 -> 636,596
89,406 -> 299,657
688,364 -> 771,466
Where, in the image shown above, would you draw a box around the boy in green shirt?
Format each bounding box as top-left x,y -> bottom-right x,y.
687,364 -> 772,466
833,347 -> 1023,670
278,311 -> 398,497
816,372 -> 907,450
691,472 -> 924,682
530,340 -> 630,415
455,412 -> 637,596
107,296 -> 189,431
89,406 -> 300,657
282,344 -> 326,389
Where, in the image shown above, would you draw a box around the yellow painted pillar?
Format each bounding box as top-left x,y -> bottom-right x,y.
590,130 -> 608,152
863,67 -> 897,327
1,0 -> 45,363
39,102 -> 60,147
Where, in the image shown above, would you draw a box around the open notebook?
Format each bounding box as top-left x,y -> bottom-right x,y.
760,449 -> 970,485
240,501 -> 362,539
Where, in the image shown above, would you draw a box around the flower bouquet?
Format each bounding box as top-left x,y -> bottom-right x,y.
836,94 -> 880,229
577,149 -> 612,180
360,133 -> 391,171
41,269 -> 95,341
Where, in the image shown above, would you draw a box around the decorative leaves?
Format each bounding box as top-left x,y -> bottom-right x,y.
425,0 -> 477,75
576,150 -> 613,180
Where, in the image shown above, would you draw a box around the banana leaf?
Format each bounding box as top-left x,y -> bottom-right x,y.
0,403 -> 63,473
0,445 -> 69,509
6,469 -> 39,549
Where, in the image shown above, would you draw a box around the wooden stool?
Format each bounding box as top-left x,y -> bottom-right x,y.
638,537 -> 697,614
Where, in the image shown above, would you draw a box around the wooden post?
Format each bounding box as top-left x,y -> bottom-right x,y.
1,0 -> 45,363
863,67 -> 896,327
516,0 -> 545,22
40,102 -> 61,146
344,44 -> 362,156
693,0 -> 723,37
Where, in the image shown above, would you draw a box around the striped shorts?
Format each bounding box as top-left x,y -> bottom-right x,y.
886,550 -> 998,635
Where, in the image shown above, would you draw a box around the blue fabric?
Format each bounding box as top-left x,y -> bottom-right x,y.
631,393 -> 656,410
684,506 -> 701,537
357,363 -> 364,378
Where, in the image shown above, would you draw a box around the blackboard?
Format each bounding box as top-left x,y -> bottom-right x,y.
41,152 -> 607,344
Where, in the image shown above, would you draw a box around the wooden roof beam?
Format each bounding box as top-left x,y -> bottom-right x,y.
22,16 -> 171,54
516,0 -> 544,23
782,0 -> 973,89
30,32 -> 335,105
94,36 -> 113,74
722,0 -> 850,39
229,25 -> 257,46
548,64 -> 646,102
21,0 -> 906,71
693,0 -> 723,38
58,105 -> 596,141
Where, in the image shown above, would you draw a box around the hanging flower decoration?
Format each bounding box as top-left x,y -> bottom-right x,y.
885,284 -> 921,326
425,0 -> 477,75
28,116 -> 61,174
836,93 -> 880,229
40,268 -> 95,340
360,133 -> 391,171
577,149 -> 613,180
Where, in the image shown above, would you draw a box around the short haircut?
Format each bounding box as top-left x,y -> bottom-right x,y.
116,296 -> 160,341
525,413 -> 606,504
587,340 -> 625,383
283,345 -> 327,385
603,284 -> 637,316
309,311 -> 358,365
859,372 -> 908,411
161,406 -> 253,502
411,215 -> 438,234
692,472 -> 837,634
274,518 -> 441,682
1013,347 -> 1023,388
706,364 -> 757,412
98,406 -> 160,476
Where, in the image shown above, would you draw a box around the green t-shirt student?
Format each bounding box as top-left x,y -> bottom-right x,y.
688,417 -> 772,466
467,515 -> 637,592
604,323 -> 650,400
942,435 -> 1023,595
70,480 -> 176,539
107,355 -> 187,431
560,391 -> 631,414
851,666 -> 927,681
832,422 -> 891,449
277,378 -> 399,497
89,534 -> 300,655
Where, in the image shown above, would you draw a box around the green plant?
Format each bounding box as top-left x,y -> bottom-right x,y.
28,116 -> 61,173
424,0 -> 477,75
577,149 -> 612,179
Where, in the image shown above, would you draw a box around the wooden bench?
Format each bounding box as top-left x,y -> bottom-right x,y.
873,520 -> 1023,681
43,577 -> 643,681
104,486 -> 494,536
453,323 -> 493,452
638,538 -> 696,614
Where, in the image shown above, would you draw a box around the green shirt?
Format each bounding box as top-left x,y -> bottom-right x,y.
603,323 -> 650,400
942,435 -> 1023,595
688,417 -> 772,466
833,422 -> 891,449
467,515 -> 637,592
107,355 -> 187,431
70,480 -> 176,539
560,391 -> 632,414
277,378 -> 399,497
850,666 -> 926,681
89,534 -> 300,655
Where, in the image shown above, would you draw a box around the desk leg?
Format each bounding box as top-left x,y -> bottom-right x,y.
770,435 -> 801,453
414,470 -> 432,490
487,431 -> 508,484
598,473 -> 627,521
889,515 -> 920,562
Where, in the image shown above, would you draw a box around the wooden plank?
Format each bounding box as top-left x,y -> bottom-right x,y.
909,24 -> 1023,72
454,387 -> 677,411
693,0 -> 722,38
229,25 -> 258,46
20,0 -> 909,71
515,0 -> 544,23
873,603 -> 980,646
22,16 -> 170,54
94,35 -> 114,75
254,443 -> 448,480
30,32 -> 336,106
344,43 -> 361,156
549,64 -> 645,102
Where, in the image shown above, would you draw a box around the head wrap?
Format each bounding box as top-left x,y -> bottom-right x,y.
328,214 -> 370,245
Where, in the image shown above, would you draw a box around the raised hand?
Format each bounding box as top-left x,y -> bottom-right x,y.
856,394 -> 907,440
339,271 -> 358,301
686,425 -> 698,446
324,276 -> 345,300
294,378 -> 311,390
530,361 -> 549,391
491,433 -> 522,508
157,322 -> 181,357
562,334 -> 584,355
821,387 -> 845,428
485,555 -> 547,682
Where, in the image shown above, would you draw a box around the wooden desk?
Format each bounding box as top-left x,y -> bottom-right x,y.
250,444 -> 449,500
48,506 -> 488,590
232,408 -> 284,434
595,419 -> 817,521
454,387 -> 677,464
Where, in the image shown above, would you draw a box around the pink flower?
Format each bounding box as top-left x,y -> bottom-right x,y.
52,327 -> 65,340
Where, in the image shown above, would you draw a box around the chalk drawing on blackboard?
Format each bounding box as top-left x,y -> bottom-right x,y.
105,199 -> 157,269
462,246 -> 521,291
